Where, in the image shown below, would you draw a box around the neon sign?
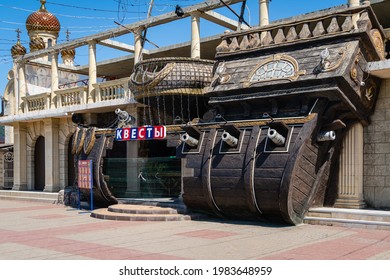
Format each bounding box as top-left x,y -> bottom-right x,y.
115,126 -> 166,141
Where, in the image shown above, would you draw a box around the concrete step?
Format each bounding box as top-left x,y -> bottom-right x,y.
117,198 -> 188,213
108,204 -> 179,215
91,207 -> 192,221
0,190 -> 58,204
304,207 -> 390,230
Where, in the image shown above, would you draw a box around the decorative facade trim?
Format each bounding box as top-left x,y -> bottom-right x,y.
244,54 -> 305,87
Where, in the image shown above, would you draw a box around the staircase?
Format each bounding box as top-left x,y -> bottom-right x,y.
304,207 -> 390,230
91,199 -> 206,221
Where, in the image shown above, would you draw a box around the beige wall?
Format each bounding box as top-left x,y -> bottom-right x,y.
364,79 -> 390,208
22,118 -> 75,191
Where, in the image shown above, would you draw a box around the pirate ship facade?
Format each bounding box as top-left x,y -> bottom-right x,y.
71,3 -> 386,224
132,3 -> 384,224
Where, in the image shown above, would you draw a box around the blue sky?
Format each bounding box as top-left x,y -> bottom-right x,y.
0,0 -> 347,95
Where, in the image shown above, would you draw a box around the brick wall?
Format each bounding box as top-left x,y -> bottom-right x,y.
364,79 -> 390,209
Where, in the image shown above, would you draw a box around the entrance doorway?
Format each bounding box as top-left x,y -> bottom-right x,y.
34,136 -> 45,191
103,140 -> 181,199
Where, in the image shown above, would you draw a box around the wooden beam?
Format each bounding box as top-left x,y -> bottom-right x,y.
198,10 -> 249,30
16,0 -> 245,62
98,39 -> 138,53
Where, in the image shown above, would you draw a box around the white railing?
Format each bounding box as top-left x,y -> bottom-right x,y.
22,92 -> 50,112
55,86 -> 87,108
19,77 -> 132,114
93,77 -> 131,102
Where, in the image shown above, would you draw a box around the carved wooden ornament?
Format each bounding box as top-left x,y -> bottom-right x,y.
245,54 -> 305,86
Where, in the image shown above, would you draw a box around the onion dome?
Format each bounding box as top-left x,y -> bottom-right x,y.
11,34 -> 26,58
29,35 -> 45,52
61,48 -> 76,58
26,0 -> 60,34
61,30 -> 76,65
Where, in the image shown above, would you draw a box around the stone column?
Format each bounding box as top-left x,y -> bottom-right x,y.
134,27 -> 143,65
191,13 -> 201,59
43,119 -> 60,192
88,41 -> 97,103
259,0 -> 270,27
17,62 -> 26,114
13,123 -> 27,191
349,0 -> 360,28
51,53 -> 59,109
335,123 -> 366,208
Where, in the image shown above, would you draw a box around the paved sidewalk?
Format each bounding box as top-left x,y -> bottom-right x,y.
1,200 -> 390,260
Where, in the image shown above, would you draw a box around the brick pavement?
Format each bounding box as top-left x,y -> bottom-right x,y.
1,200 -> 390,260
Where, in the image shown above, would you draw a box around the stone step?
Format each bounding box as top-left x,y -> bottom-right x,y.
90,207 -> 192,221
117,198 -> 188,213
304,207 -> 390,230
0,190 -> 58,204
108,204 -> 179,215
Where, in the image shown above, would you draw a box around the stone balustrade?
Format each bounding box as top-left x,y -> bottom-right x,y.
22,92 -> 50,112
20,77 -> 131,114
93,77 -> 130,102
55,85 -> 87,107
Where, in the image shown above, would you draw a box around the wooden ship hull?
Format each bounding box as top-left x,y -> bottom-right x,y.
72,4 -> 385,224
72,126 -> 118,207
171,4 -> 385,224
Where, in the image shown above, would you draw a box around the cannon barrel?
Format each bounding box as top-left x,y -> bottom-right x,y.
222,131 -> 238,147
181,133 -> 199,147
317,130 -> 336,142
268,129 -> 286,146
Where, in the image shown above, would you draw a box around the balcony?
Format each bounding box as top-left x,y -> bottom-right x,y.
1,78 -> 134,123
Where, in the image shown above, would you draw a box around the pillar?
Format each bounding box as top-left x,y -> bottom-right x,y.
134,27 -> 143,65
259,0 -> 269,27
44,119 -> 60,192
51,53 -> 59,109
88,41 -> 97,103
17,62 -> 26,113
191,13 -> 201,59
335,123 -> 366,208
349,0 -> 360,28
125,106 -> 140,196
13,123 -> 27,191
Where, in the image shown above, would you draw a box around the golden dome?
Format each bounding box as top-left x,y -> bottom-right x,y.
11,41 -> 27,58
29,35 -> 45,52
26,0 -> 60,34
61,48 -> 76,58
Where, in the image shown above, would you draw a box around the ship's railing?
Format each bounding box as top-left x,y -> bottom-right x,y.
129,57 -> 214,97
216,5 -> 378,56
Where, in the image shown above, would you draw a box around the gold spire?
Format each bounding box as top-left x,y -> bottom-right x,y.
40,0 -> 47,10
11,28 -> 26,58
16,28 -> 21,42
